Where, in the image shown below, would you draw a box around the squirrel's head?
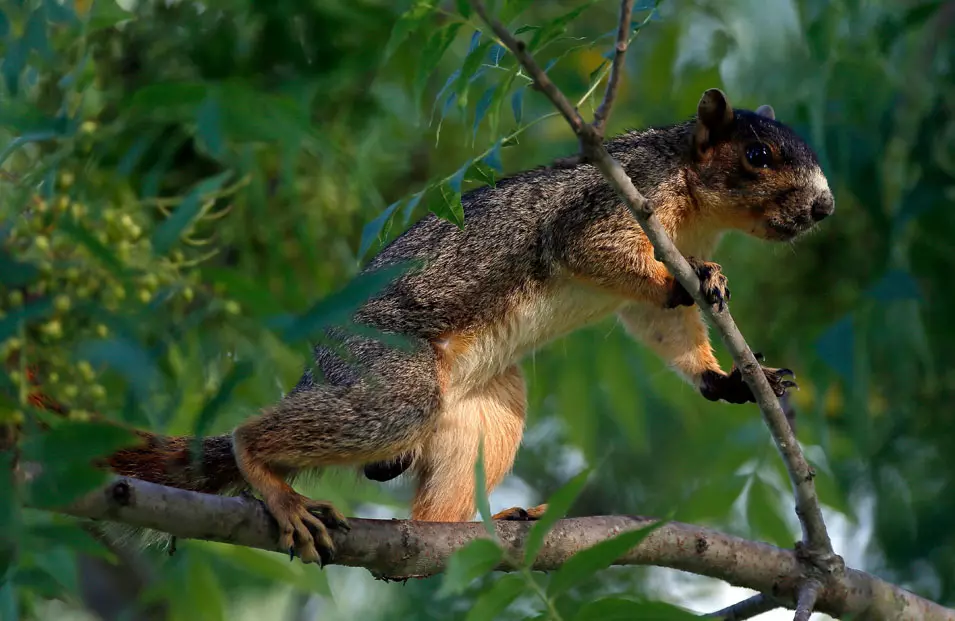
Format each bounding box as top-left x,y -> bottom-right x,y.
686,88 -> 834,241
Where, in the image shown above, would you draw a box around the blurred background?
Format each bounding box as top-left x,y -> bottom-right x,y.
0,0 -> 953,619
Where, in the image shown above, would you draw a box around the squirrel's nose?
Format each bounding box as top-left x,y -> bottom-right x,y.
810,193 -> 835,222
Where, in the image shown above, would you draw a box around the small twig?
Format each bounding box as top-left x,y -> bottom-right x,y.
592,0 -> 634,134
793,580 -> 821,621
706,593 -> 780,620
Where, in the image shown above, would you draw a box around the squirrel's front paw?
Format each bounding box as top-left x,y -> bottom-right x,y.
665,257 -> 730,311
700,354 -> 797,404
266,492 -> 350,566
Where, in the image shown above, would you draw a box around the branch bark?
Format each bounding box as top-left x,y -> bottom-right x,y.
62,477 -> 955,621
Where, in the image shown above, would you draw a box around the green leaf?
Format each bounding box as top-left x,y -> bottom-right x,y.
382,0 -> 439,65
212,544 -> 330,595
27,523 -> 114,561
454,38 -> 494,108
472,86 -> 497,140
524,469 -> 590,566
483,140 -> 504,173
473,438 -> 496,535
88,0 -> 134,32
511,87 -> 525,124
435,181 -> 465,228
359,200 -> 401,259
0,582 -> 16,621
455,0 -> 472,18
488,69 -> 518,137
547,520 -> 665,596
129,82 -> 208,117
275,263 -> 412,343
76,338 -> 160,400
448,161 -> 470,194
152,170 -> 233,255
528,0 -> 601,52
437,538 -> 503,598
192,360 -> 254,439
58,219 -> 125,277
573,597 -> 699,621
465,573 -> 526,621
746,478 -> 794,547
196,95 -> 225,158
415,22 -> 463,108
20,420 -> 137,466
202,268 -> 285,317
402,190 -> 426,224
182,556 -> 226,621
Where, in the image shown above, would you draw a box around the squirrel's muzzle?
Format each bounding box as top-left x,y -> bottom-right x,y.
810,191 -> 835,222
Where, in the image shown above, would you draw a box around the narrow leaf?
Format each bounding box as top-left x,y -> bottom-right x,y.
465,574 -> 526,621
382,0 -> 439,64
152,171 -> 232,255
359,200 -> 402,258
524,469 -> 590,565
511,87 -> 525,124
547,521 -> 664,596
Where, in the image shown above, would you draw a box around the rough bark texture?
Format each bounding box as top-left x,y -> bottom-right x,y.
63,478 -> 954,620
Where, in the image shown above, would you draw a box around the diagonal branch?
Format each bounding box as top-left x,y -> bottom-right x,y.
793,580 -> 821,621
60,477 -> 955,620
705,594 -> 781,620
469,0 -> 836,569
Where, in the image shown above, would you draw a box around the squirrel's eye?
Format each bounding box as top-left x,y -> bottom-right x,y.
745,143 -> 773,169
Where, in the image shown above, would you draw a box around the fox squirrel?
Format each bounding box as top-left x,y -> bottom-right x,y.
106,88 -> 834,565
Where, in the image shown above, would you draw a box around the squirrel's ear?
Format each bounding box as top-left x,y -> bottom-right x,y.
755,104 -> 776,120
693,88 -> 735,154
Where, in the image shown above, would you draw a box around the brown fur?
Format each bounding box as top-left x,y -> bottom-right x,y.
101,89 -> 833,564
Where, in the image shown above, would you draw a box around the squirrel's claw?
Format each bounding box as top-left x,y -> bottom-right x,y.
268,493 -> 349,566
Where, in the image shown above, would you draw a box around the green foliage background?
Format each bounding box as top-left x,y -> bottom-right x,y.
1,0 -> 953,619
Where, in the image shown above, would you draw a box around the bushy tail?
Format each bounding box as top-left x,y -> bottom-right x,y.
106,431 -> 244,495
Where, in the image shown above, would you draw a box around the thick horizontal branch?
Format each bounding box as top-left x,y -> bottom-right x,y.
60,478 -> 955,621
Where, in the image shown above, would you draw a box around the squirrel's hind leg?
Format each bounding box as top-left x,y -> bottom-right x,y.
233,339 -> 442,564
411,365 -> 531,522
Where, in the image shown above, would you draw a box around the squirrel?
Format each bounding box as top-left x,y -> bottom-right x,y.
104,88 -> 834,565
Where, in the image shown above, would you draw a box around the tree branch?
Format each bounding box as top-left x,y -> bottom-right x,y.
593,0 -> 634,134
705,594 -> 780,620
469,0 -> 836,573
61,477 -> 955,621
793,580 -> 821,621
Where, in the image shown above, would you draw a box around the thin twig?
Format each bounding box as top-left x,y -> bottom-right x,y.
793,580 -> 821,621
468,0 -> 838,568
593,0 -> 634,134
706,594 -> 780,620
